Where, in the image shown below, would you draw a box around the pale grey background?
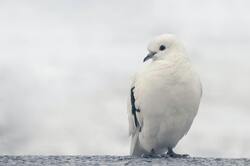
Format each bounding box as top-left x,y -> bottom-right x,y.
0,0 -> 250,157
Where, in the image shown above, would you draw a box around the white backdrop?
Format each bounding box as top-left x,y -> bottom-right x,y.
0,0 -> 250,157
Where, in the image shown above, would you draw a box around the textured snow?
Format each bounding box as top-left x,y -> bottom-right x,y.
0,156 -> 249,166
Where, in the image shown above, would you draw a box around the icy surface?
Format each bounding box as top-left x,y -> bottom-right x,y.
0,156 -> 249,166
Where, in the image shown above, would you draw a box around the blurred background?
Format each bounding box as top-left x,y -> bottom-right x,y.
0,0 -> 250,158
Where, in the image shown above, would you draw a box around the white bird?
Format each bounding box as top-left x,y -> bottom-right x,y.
127,34 -> 202,157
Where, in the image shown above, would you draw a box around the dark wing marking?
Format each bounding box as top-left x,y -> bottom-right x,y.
130,87 -> 140,128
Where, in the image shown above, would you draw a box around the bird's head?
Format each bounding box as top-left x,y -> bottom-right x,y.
144,34 -> 183,62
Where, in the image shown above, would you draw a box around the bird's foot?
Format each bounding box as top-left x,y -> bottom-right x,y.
158,153 -> 170,158
141,149 -> 160,158
141,153 -> 158,158
167,149 -> 189,158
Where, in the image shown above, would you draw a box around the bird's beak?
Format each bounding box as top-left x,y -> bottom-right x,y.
143,52 -> 156,62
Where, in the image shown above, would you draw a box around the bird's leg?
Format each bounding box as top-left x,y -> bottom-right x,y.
141,149 -> 159,158
167,148 -> 189,158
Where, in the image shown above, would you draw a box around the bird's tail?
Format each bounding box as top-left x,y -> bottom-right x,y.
130,129 -> 147,156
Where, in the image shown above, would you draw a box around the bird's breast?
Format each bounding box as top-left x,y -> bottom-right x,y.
134,61 -> 201,119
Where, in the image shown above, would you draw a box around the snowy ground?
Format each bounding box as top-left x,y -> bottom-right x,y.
0,156 -> 249,166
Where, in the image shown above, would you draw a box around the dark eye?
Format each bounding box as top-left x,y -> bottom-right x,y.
159,45 -> 166,51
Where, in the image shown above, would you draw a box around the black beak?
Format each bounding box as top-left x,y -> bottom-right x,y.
143,52 -> 156,62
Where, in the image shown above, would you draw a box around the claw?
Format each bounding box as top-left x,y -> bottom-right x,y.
167,148 -> 189,158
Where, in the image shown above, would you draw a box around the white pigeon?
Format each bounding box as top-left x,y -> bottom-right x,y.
127,34 -> 202,157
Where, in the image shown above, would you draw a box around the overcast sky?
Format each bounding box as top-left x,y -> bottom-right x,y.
0,0 -> 250,157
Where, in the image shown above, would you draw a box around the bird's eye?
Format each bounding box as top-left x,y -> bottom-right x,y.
159,45 -> 166,51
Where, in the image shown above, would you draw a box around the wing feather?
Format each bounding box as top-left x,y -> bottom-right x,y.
127,76 -> 143,136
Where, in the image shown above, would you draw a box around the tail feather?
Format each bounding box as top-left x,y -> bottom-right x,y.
130,129 -> 148,156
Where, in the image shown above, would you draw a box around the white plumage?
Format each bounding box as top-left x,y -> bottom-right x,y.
127,34 -> 202,157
